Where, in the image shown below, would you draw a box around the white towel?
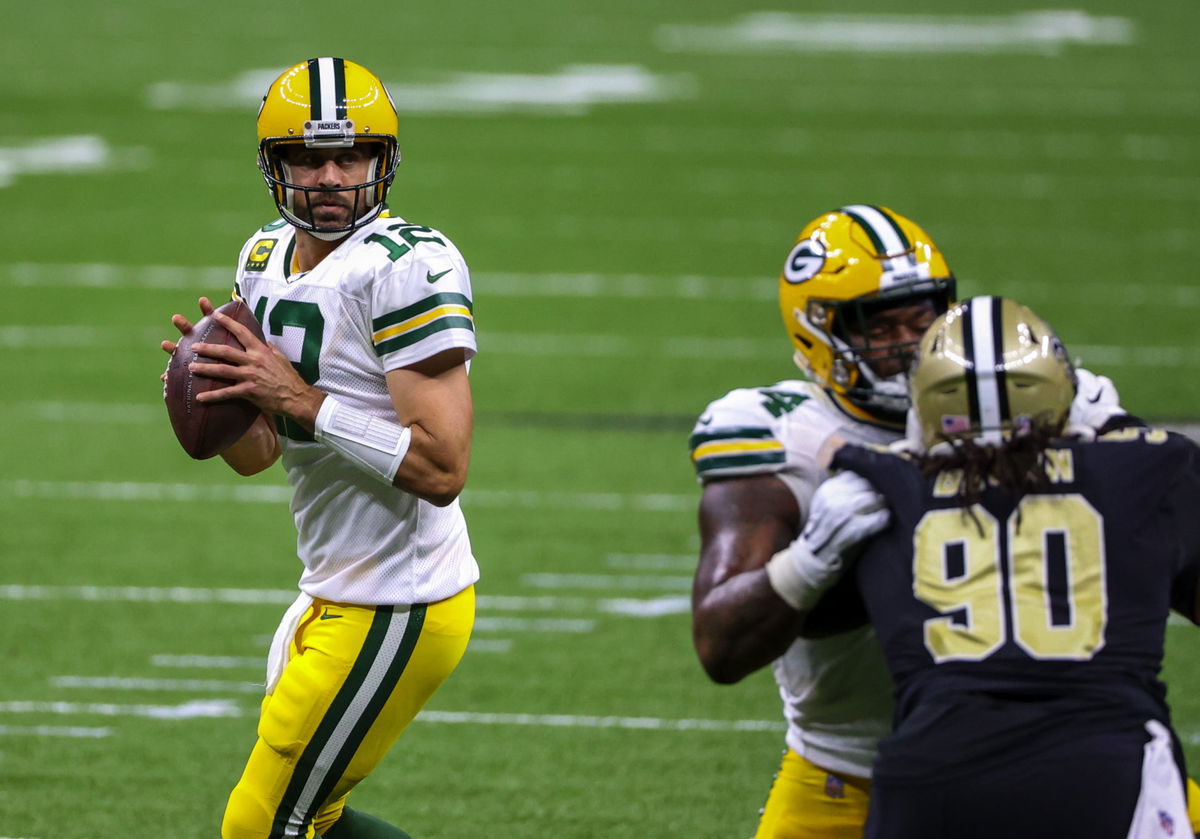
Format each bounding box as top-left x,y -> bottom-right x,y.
1126,719 -> 1190,838
264,592 -> 313,696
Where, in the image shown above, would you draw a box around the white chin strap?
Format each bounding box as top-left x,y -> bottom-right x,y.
308,227 -> 353,242
829,333 -> 912,416
857,369 -> 910,416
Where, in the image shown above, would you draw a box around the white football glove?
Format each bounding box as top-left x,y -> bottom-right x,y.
1067,367 -> 1125,433
765,471 -> 891,611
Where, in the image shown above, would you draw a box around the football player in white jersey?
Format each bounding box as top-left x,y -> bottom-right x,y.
687,205 -> 1152,838
161,58 -> 477,839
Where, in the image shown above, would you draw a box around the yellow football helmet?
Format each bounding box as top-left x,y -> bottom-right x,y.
910,296 -> 1076,450
256,57 -> 400,239
779,205 -> 956,427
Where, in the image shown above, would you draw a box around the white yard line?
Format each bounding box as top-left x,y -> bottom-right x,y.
601,596 -> 691,617
474,617 -> 596,633
0,724 -> 110,739
0,480 -> 696,513
522,573 -> 692,591
657,11 -> 1135,56
0,699 -> 242,719
0,136 -> 148,189
417,711 -> 781,732
0,584 -> 297,605
0,263 -> 768,299
0,697 -> 778,734
51,676 -> 263,693
146,66 -> 693,116
150,654 -> 262,669
605,553 -> 697,571
0,585 -> 691,618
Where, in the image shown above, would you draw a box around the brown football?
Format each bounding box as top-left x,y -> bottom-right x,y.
165,299 -> 266,459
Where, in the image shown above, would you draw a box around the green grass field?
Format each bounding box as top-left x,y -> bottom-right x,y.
2,1 -> 1198,836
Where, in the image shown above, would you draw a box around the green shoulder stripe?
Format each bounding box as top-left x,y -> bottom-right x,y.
694,451 -> 786,474
372,292 -> 473,332
374,316 -> 475,356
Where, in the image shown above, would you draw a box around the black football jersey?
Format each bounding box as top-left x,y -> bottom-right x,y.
833,428 -> 1200,782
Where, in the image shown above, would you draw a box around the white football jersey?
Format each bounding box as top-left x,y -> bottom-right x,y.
232,213 -> 480,606
689,380 -> 898,778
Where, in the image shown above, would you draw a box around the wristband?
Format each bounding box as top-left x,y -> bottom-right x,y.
765,540 -> 825,612
313,395 -> 411,485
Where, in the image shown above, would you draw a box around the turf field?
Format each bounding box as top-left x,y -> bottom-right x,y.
1,1 -> 1198,836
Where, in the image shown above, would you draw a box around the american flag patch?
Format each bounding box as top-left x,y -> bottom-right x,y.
824,774 -> 845,799
940,415 -> 972,434
1158,810 -> 1175,835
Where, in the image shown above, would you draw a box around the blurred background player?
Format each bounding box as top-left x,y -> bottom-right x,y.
687,206 -> 1135,838
771,296 -> 1199,837
161,57 -> 478,839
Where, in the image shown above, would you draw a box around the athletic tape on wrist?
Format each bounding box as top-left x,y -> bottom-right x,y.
314,395 -> 411,485
765,540 -> 822,612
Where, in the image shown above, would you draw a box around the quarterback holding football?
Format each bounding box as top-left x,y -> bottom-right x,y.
161,58 -> 478,839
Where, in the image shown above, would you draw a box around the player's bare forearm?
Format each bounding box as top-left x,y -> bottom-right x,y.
392,418 -> 472,505
693,569 -> 809,683
220,412 -> 281,475
692,476 -> 804,684
385,350 -> 473,506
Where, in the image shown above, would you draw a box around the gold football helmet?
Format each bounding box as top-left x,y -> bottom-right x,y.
778,205 -> 956,427
256,57 -> 400,239
910,296 -> 1076,450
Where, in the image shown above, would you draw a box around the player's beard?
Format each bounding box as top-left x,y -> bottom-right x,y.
305,188 -> 357,229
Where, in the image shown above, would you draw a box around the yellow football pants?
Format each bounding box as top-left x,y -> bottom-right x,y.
754,749 -> 871,839
221,586 -> 474,839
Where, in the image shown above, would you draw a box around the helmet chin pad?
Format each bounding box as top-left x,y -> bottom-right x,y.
846,368 -> 911,422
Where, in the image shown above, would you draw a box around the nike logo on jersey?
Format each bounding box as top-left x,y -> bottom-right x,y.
320,609 -> 344,620
426,268 -> 452,283
1087,390 -> 1103,404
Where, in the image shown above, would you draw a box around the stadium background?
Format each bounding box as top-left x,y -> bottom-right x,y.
1,1 -> 1196,836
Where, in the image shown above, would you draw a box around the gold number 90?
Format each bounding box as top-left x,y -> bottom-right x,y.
914,495 -> 1107,663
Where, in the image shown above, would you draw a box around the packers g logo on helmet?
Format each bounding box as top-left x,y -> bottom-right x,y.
256,57 -> 401,239
784,238 -> 827,284
910,296 -> 1076,451
778,204 -> 956,428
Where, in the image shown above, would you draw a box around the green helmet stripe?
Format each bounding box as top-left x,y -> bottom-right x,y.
332,57 -> 347,120
307,58 -> 322,121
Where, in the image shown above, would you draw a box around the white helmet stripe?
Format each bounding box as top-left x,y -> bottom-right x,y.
841,204 -> 909,256
315,57 -> 340,123
968,296 -> 1005,446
